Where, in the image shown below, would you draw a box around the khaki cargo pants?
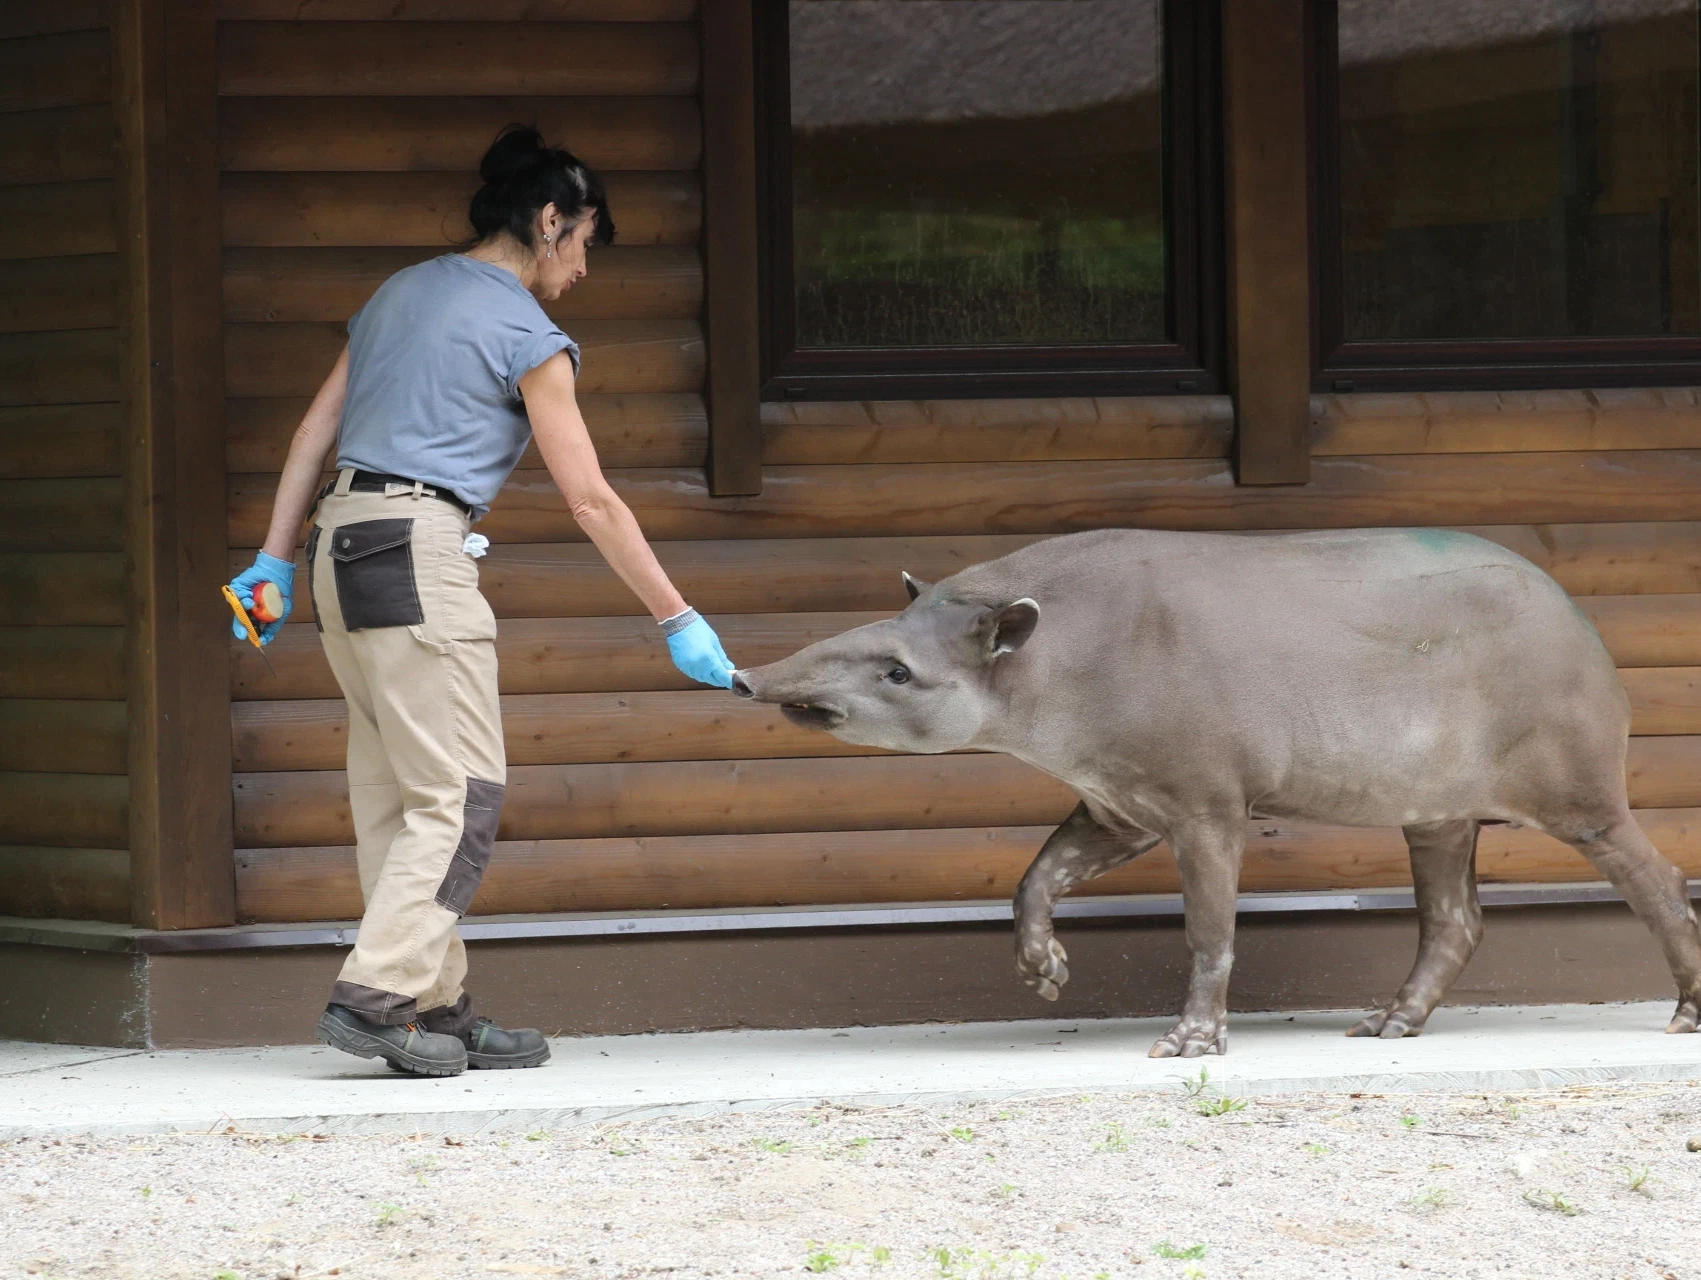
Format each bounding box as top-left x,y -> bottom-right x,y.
307,469 -> 505,1026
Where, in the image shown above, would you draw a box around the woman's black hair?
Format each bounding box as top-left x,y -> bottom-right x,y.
468,124 -> 615,249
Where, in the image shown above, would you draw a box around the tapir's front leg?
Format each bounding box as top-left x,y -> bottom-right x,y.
1150,817 -> 1246,1058
1014,802 -> 1160,1000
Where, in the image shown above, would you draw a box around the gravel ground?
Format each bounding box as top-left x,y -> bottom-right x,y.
3,1079 -> 1699,1280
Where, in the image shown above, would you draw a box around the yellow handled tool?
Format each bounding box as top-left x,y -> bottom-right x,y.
221,584 -> 277,677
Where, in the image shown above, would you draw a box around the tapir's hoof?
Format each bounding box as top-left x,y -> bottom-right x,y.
1666,998 -> 1700,1034
1346,1008 -> 1424,1039
1016,936 -> 1069,1002
1149,1019 -> 1227,1059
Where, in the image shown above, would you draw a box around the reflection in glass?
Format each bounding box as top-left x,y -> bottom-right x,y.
788,0 -> 1167,349
1337,0 -> 1701,341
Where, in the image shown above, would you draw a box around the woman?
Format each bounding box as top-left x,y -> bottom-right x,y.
226,127 -> 736,1077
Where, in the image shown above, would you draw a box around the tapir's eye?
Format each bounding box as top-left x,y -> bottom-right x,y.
886,664 -> 911,685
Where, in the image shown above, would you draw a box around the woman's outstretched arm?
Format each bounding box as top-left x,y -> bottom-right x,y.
520,351 -> 688,621
521,351 -> 734,686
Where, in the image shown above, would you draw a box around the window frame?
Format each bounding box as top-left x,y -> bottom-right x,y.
1312,0 -> 1701,392
752,0 -> 1223,401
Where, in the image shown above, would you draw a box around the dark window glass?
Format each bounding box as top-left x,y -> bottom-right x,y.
786,0 -> 1168,350
1336,0 -> 1700,342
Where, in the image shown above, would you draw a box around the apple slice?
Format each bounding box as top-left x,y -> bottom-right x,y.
250,580 -> 286,624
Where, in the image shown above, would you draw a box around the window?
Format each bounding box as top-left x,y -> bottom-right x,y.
755,0 -> 1219,399
1316,0 -> 1701,388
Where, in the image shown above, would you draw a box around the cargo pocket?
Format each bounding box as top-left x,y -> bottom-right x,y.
304,526 -> 323,634
434,776 -> 504,916
329,518 -> 424,633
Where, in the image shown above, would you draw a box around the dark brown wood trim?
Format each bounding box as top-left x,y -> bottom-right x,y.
1222,0 -> 1312,484
114,0 -> 236,929
698,0 -> 763,496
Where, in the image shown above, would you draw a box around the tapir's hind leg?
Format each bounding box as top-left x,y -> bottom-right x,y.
1013,802 -> 1159,1001
1348,820 -> 1483,1039
1547,808 -> 1701,1034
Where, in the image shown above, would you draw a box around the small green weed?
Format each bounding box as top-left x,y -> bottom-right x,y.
1621,1165 -> 1652,1196
805,1242 -> 866,1272
1399,1113 -> 1424,1130
1194,1096 -> 1246,1117
1143,1115 -> 1172,1129
525,1131 -> 549,1142
930,1246 -> 1045,1278
1178,1068 -> 1212,1098
754,1137 -> 795,1154
140,1186 -> 152,1199
213,1272 -> 241,1280
949,1126 -> 976,1142
1153,1241 -> 1208,1260
1523,1188 -> 1581,1216
375,1203 -> 404,1228
1182,1266 -> 1207,1280
1093,1122 -> 1130,1153
1409,1186 -> 1450,1213
1303,1142 -> 1331,1156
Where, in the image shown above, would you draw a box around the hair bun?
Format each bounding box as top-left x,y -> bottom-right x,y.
479,124 -> 546,184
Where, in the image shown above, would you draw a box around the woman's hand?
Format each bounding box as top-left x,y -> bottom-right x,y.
662,609 -> 735,688
228,551 -> 297,644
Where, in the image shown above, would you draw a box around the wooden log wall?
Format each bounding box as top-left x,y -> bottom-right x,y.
0,0 -> 131,922
216,3 -> 1701,925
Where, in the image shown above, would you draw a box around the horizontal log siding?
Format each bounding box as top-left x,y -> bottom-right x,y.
237,808 -> 1701,922
215,6 -> 1701,927
0,14 -> 128,919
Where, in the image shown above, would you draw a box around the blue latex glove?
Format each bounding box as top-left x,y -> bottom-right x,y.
228,551 -> 296,645
663,609 -> 735,689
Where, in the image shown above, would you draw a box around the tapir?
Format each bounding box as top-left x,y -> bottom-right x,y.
730,528 -> 1701,1058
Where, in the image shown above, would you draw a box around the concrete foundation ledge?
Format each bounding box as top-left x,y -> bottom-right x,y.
2,1002 -> 1698,1139
1,886 -> 1697,1049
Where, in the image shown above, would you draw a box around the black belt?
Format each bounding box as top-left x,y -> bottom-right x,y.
343,470 -> 474,517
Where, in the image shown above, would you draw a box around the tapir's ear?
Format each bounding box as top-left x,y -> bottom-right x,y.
901,571 -> 931,602
980,598 -> 1040,656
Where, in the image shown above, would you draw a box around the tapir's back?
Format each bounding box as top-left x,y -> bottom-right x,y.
938,526 -> 1625,824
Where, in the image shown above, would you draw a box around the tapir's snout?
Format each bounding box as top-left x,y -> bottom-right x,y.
730,661 -> 847,732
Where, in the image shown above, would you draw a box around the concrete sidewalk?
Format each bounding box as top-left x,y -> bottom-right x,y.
3,1001 -> 1699,1139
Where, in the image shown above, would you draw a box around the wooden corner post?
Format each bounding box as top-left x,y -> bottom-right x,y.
1222,0 -> 1313,485
114,0 -> 236,929
700,0 -> 764,496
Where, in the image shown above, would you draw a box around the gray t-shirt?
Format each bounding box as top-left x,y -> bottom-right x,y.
337,254 -> 581,518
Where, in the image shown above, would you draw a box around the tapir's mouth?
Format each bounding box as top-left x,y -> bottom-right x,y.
780,702 -> 845,732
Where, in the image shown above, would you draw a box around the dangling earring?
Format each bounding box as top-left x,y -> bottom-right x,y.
544,232 -> 554,260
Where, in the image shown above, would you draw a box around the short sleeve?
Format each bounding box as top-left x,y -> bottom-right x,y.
346,302 -> 366,338
506,325 -> 581,399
